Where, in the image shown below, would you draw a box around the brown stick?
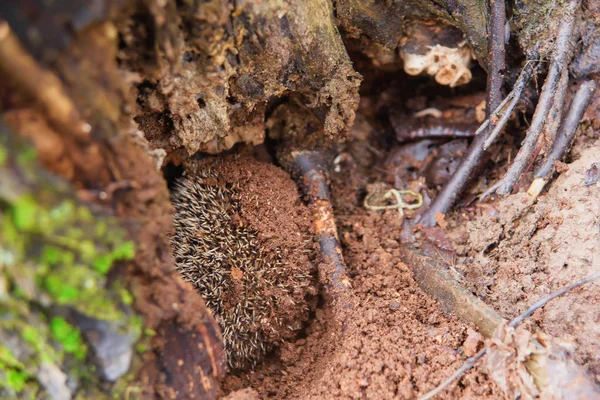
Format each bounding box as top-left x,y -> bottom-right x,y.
0,22 -> 90,142
483,0 -> 581,197
403,246 -> 504,337
528,80 -> 597,197
485,0 -> 506,127
417,270 -> 600,400
286,149 -> 353,314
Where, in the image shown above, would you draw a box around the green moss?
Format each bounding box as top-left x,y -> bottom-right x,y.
0,134 -> 144,397
120,289 -> 134,306
21,325 -> 54,363
10,196 -> 38,231
143,328 -> 156,337
0,345 -> 24,370
0,145 -> 6,166
5,369 -> 28,392
16,147 -> 37,167
50,317 -> 87,361
2,194 -> 138,319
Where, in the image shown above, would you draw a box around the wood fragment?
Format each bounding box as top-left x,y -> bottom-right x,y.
403,246 -> 504,337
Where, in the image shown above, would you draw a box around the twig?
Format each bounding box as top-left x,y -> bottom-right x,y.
419,349 -> 487,400
541,68 -> 569,151
403,246 -> 504,337
485,0 -> 507,132
482,61 -> 536,150
483,0 -> 581,197
417,271 -> 600,399
285,149 -> 353,312
419,61 -> 534,226
527,80 -> 596,198
508,270 -> 600,327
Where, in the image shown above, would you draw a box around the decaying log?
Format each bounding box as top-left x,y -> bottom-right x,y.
1,9 -> 225,399
117,0 -> 360,157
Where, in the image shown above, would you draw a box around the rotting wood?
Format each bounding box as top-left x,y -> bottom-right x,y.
1,12 -> 225,400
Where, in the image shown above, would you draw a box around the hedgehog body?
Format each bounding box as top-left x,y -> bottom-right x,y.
170,158 -> 314,370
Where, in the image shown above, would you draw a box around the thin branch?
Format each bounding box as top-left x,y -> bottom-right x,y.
419,61 -> 534,226
528,80 -> 596,197
484,0 -> 581,197
485,0 -> 507,130
508,270 -> 600,327
419,349 -> 487,400
542,68 -> 569,150
285,149 -> 353,313
417,271 -> 600,400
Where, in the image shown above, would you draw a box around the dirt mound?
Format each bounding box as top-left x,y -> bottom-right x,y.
451,141 -> 600,376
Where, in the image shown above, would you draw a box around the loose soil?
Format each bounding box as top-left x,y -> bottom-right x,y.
215,76 -> 600,399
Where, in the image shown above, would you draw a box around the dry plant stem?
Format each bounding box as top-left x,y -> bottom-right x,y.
289,150 -> 353,311
510,271 -> 600,327
528,80 -> 597,198
419,62 -> 534,226
0,22 -> 90,142
418,271 -> 600,400
484,0 -> 581,197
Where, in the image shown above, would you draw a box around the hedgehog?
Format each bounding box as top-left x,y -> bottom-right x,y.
170,157 -> 315,370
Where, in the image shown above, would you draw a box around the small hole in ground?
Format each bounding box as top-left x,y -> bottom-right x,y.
195,95 -> 206,109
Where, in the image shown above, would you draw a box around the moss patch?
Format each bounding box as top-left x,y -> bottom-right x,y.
0,130 -> 141,398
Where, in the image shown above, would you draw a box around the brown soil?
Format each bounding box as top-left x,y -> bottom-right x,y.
218,148 -> 505,398
215,76 -> 600,399
449,141 -> 600,376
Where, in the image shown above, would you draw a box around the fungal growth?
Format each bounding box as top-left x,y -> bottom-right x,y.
170,157 -> 315,370
400,21 -> 473,87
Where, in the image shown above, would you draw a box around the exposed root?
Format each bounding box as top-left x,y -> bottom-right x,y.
284,149 -> 353,316
417,271 -> 600,400
419,61 -> 535,226
483,0 -> 582,198
402,246 -> 504,338
528,80 -> 597,198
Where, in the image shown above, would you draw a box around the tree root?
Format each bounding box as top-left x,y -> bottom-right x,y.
284,149 -> 354,317
528,80 -> 597,198
419,61 -> 535,226
409,246 -> 600,399
483,0 -> 582,198
402,245 -> 504,337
